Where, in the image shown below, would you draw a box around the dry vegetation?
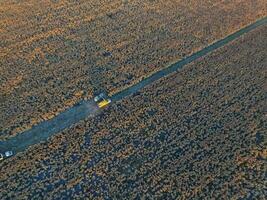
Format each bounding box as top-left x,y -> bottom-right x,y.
1,0 -> 266,139
0,24 -> 266,199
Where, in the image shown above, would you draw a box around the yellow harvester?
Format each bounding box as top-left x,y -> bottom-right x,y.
94,93 -> 111,108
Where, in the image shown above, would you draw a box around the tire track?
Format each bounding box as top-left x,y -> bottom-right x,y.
0,16 -> 266,155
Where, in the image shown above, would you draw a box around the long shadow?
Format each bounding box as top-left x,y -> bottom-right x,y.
0,17 -> 266,155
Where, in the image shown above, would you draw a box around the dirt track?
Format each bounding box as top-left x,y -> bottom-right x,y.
1,0 -> 266,139
2,17 -> 265,154
0,20 -> 266,199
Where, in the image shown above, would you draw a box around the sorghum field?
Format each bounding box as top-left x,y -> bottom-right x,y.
0,22 -> 266,199
1,0 -> 266,139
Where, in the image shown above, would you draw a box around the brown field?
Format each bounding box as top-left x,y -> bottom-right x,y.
0,0 -> 266,139
0,23 -> 266,199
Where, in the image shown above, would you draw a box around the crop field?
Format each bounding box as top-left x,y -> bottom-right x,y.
1,0 -> 266,139
0,23 -> 266,199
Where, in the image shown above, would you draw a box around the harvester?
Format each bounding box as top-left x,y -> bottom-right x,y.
94,93 -> 111,108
